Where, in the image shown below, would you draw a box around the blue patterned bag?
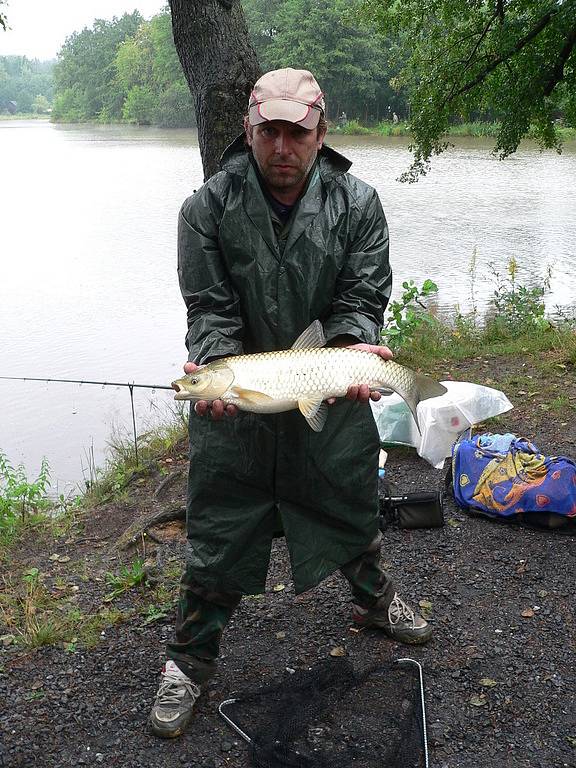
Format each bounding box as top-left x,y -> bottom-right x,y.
451,434 -> 576,530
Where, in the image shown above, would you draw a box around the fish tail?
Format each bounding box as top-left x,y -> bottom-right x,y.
398,372 -> 447,429
414,372 -> 447,403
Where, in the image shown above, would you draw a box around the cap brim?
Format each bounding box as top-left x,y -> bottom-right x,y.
248,99 -> 321,129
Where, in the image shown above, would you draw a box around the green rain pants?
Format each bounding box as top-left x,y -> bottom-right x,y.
166,531 -> 393,683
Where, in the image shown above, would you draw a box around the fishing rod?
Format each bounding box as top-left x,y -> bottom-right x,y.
0,375 -> 173,390
0,375 -> 175,465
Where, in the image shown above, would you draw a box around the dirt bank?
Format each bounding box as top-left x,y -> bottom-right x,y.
1,351 -> 575,768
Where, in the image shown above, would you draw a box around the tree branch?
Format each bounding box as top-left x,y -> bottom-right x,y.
444,9 -> 499,103
542,21 -> 576,97
442,4 -> 568,106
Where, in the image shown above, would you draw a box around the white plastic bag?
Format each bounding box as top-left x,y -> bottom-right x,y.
370,381 -> 513,469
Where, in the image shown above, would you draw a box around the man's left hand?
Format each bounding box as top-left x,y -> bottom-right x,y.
326,343 -> 393,405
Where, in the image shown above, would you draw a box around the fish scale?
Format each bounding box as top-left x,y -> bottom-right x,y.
224,348 -> 413,402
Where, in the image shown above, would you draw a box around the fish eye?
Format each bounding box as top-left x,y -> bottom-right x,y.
190,377 -> 199,385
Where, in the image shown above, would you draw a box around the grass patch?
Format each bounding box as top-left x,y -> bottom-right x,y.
448,121 -> 501,137
326,119 -> 576,141
104,558 -> 146,602
83,402 -> 188,505
0,113 -> 50,121
0,568 -> 129,650
375,121 -> 411,136
337,119 -> 372,135
395,319 -> 574,371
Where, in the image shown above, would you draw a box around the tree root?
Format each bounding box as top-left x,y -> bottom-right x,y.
116,503 -> 186,551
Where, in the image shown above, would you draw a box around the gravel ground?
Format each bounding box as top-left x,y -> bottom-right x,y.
2,353 -> 576,768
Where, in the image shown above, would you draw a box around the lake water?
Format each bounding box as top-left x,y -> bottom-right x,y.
1,120 -> 575,492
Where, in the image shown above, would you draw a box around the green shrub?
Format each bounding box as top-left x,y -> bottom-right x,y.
339,119 -> 372,135
0,452 -> 51,542
375,121 -> 410,136
381,279 -> 439,352
485,257 -> 550,339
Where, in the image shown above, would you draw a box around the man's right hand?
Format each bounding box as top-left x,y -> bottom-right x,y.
184,361 -> 238,420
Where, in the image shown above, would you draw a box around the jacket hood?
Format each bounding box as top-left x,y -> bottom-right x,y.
219,133 -> 352,182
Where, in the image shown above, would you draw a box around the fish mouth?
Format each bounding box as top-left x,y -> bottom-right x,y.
171,381 -> 191,400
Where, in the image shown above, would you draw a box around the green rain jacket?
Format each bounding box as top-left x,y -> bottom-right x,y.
178,135 -> 392,596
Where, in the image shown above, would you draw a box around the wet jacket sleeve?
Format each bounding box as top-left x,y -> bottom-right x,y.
323,189 -> 392,346
177,186 -> 244,365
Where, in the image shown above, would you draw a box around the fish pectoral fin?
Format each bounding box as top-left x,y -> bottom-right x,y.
298,398 -> 329,432
230,386 -> 274,405
291,320 -> 326,350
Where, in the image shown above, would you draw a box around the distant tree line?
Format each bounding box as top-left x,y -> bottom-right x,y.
0,57 -> 54,114
50,4 -> 409,127
51,11 -> 195,127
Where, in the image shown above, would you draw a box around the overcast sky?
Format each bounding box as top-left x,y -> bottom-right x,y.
0,0 -> 166,60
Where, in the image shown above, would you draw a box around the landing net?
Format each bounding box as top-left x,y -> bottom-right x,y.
219,657 -> 426,768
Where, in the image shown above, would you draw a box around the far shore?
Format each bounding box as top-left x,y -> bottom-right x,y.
3,115 -> 575,143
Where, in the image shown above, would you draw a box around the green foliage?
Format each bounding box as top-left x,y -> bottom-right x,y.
242,0 -> 405,121
0,56 -> 54,113
381,279 -> 439,351
485,256 -> 551,339
0,452 -> 51,539
564,335 -> 576,367
51,83 -> 89,121
122,85 -> 156,124
374,120 -> 410,136
104,559 -> 146,601
32,94 -> 50,114
22,567 -> 40,585
52,9 -> 195,128
54,12 -> 144,122
359,0 -> 576,179
338,118 -> 371,134
448,122 -> 501,138
156,81 -> 195,128
140,602 -> 170,625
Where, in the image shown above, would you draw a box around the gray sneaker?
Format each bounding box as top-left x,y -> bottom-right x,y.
149,660 -> 201,738
352,592 -> 432,645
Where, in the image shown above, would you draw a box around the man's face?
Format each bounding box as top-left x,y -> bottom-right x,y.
245,119 -> 326,199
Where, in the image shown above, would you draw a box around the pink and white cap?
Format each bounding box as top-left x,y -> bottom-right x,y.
248,68 -> 325,130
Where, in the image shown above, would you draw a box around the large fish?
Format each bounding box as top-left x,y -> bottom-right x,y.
172,320 -> 447,432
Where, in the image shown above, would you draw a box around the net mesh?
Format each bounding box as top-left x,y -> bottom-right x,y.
221,658 -> 425,768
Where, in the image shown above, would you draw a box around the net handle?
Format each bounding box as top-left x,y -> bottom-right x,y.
218,698 -> 252,744
395,658 -> 429,768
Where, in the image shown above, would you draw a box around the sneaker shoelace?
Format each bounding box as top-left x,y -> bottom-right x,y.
388,593 -> 416,628
156,668 -> 200,707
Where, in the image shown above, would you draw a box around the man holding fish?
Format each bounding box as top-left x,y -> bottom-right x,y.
150,68 -> 437,738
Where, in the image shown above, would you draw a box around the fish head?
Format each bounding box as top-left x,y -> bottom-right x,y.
171,362 -> 234,402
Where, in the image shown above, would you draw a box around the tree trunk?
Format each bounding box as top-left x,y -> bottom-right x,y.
169,0 -> 261,181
